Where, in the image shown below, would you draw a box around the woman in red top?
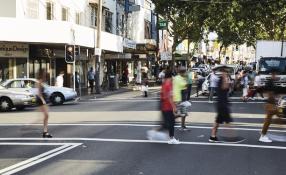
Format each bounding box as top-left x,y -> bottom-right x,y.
160,68 -> 180,144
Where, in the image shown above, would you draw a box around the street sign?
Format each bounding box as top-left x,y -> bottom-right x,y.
129,5 -> 140,12
158,20 -> 168,30
94,48 -> 101,56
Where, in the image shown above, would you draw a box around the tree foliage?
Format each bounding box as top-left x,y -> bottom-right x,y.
154,0 -> 286,52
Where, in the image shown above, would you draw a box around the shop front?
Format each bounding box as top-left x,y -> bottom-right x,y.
0,42 -> 29,82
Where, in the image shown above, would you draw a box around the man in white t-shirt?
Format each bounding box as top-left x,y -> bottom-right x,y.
252,73 -> 264,99
56,71 -> 64,87
208,70 -> 218,103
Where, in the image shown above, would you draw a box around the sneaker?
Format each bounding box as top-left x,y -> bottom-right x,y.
168,138 -> 180,144
42,132 -> 52,138
209,136 -> 219,143
259,135 -> 272,143
208,100 -> 213,104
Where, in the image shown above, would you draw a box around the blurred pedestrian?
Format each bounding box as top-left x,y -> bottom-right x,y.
173,66 -> 188,130
251,73 -> 264,100
196,72 -> 204,97
158,68 -> 165,84
142,70 -> 148,97
241,71 -> 249,102
55,71 -> 64,87
37,69 -> 52,138
147,68 -> 180,144
259,71 -> 279,143
209,69 -> 232,142
186,68 -> 193,101
88,67 -> 95,94
208,70 -> 218,103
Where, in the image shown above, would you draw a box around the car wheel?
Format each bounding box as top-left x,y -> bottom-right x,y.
51,93 -> 64,105
16,106 -> 25,111
0,97 -> 13,112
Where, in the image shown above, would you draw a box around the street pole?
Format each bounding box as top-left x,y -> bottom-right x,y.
95,0 -> 102,94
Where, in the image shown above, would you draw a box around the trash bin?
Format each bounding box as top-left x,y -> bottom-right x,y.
109,75 -> 115,91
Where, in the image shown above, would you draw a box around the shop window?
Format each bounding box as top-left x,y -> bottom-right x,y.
76,12 -> 81,25
62,7 -> 69,21
90,5 -> 97,27
16,59 -> 27,78
46,1 -> 54,20
144,20 -> 151,39
26,0 -> 39,19
105,10 -> 113,33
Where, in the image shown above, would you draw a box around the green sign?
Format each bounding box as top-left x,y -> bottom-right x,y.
158,20 -> 168,30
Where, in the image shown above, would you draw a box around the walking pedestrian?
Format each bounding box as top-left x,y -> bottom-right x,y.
37,69 -> 52,138
173,66 -> 188,130
55,71 -> 64,87
209,69 -> 232,142
259,71 -> 279,143
241,71 -> 249,102
186,68 -> 193,101
147,68 -> 180,144
208,70 -> 218,103
142,70 -> 148,97
196,72 -> 204,97
87,67 -> 95,94
251,73 -> 264,100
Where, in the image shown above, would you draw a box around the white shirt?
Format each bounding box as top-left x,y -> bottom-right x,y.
56,75 -> 64,87
158,71 -> 165,79
209,73 -> 218,87
254,76 -> 261,87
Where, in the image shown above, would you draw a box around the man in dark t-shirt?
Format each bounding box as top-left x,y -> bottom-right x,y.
209,69 -> 232,142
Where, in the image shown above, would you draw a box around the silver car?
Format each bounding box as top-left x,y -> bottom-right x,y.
0,85 -> 36,112
1,78 -> 78,105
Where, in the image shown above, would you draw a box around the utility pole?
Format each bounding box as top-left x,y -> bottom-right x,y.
95,0 -> 102,94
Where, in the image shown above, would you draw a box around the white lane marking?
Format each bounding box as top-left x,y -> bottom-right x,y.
3,143 -> 81,175
0,142 -> 73,146
0,123 -> 283,133
0,138 -> 285,150
0,143 -> 81,175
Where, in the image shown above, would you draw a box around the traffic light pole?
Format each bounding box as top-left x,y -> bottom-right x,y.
94,0 -> 102,94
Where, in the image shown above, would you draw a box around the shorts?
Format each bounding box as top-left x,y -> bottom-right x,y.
37,96 -> 47,106
216,106 -> 232,124
176,103 -> 188,117
242,87 -> 248,97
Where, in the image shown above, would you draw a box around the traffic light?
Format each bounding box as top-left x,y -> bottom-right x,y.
65,45 -> 75,63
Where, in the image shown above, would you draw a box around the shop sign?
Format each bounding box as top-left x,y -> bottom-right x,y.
105,53 -> 132,59
160,51 -> 172,61
158,20 -> 168,30
0,43 -> 29,57
123,38 -> 136,49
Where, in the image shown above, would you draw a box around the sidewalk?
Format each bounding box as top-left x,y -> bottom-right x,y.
79,86 -> 134,101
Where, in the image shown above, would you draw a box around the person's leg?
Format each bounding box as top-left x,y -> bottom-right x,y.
209,87 -> 214,101
40,105 -> 49,133
181,116 -> 186,128
211,123 -> 219,137
187,84 -> 192,101
262,113 -> 273,135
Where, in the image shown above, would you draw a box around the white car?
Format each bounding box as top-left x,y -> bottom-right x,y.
1,78 -> 78,105
0,85 -> 36,112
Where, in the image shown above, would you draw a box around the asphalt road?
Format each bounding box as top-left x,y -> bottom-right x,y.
0,89 -> 286,175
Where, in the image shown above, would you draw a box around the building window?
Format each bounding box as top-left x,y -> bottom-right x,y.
46,1 -> 53,20
90,6 -> 97,27
62,7 -> 68,21
144,20 -> 151,39
76,12 -> 81,25
26,0 -> 39,19
105,10 -> 113,33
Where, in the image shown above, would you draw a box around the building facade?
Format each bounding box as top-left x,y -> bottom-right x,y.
0,0 -> 157,92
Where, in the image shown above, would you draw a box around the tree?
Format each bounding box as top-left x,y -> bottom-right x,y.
154,0 -> 208,66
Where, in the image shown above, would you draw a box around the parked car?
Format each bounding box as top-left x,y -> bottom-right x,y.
1,78 -> 78,105
277,96 -> 286,118
0,85 -> 36,112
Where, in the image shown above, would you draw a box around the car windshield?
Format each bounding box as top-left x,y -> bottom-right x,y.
258,57 -> 286,75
